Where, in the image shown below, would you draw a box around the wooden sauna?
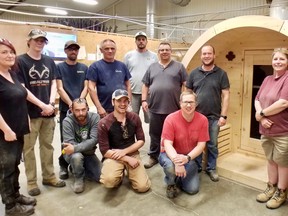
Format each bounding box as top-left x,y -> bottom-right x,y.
182,15 -> 288,190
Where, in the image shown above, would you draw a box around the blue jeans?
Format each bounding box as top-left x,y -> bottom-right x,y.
64,153 -> 102,182
196,118 -> 220,171
159,153 -> 200,194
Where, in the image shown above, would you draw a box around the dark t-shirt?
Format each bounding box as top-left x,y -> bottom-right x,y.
86,59 -> 131,112
0,71 -> 29,137
142,60 -> 187,114
98,112 -> 144,156
17,53 -> 56,118
186,65 -> 230,119
56,62 -> 88,112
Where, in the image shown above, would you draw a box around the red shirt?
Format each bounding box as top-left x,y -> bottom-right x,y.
161,110 -> 209,154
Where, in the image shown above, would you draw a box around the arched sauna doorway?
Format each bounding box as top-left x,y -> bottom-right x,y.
182,15 -> 288,189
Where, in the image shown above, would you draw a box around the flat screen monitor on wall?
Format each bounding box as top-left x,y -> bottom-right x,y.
42,32 -> 77,59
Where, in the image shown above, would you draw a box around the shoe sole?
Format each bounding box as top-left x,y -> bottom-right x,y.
266,201 -> 286,209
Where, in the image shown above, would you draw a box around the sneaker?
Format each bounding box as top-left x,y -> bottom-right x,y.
15,194 -> 37,206
266,188 -> 287,209
206,170 -> 219,182
256,182 -> 277,203
144,157 -> 158,169
5,203 -> 34,216
166,185 -> 178,199
59,166 -> 69,180
72,178 -> 85,193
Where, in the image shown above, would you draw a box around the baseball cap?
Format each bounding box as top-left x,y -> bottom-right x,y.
112,89 -> 129,100
64,40 -> 80,50
28,29 -> 48,41
135,31 -> 147,39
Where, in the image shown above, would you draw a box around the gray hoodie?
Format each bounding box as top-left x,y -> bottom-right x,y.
62,112 -> 100,155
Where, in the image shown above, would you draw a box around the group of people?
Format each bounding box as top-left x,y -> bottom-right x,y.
0,27 -> 287,216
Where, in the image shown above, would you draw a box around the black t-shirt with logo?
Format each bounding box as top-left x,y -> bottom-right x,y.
17,53 -> 56,118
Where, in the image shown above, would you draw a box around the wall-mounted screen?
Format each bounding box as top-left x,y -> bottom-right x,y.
42,32 -> 77,59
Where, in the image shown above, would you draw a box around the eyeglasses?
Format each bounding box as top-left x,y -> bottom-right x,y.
158,49 -> 171,52
182,101 -> 196,106
121,124 -> 129,139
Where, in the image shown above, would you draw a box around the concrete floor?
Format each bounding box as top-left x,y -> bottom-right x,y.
1,115 -> 287,216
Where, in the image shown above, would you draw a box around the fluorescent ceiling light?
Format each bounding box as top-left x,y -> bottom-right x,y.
73,0 -> 98,5
45,8 -> 68,15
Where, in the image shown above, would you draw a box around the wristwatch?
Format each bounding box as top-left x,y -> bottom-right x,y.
260,110 -> 265,117
186,155 -> 191,162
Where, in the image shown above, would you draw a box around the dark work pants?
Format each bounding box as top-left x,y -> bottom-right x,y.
148,112 -> 169,160
0,135 -> 24,208
59,110 -> 69,169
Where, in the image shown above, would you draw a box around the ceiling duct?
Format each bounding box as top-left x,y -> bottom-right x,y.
269,0 -> 288,20
168,0 -> 191,7
146,0 -> 156,38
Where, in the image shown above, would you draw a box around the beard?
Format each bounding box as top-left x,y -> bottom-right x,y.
137,44 -> 146,50
202,59 -> 214,67
75,115 -> 86,122
68,54 -> 77,61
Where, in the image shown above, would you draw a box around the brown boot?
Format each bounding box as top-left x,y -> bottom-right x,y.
15,194 -> 37,206
256,182 -> 277,203
144,157 -> 158,169
5,203 -> 34,216
266,188 -> 287,209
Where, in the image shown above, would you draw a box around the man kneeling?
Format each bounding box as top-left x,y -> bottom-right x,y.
98,89 -> 151,193
62,98 -> 102,193
159,90 -> 209,198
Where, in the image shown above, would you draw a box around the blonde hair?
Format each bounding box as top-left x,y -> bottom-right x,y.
272,48 -> 288,58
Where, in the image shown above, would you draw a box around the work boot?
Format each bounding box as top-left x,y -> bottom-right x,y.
206,170 -> 219,182
15,194 -> 37,206
144,157 -> 158,169
72,177 -> 85,194
256,182 -> 277,203
5,203 -> 34,216
59,166 -> 69,180
42,178 -> 66,187
166,184 -> 178,199
266,188 -> 287,209
27,184 -> 41,197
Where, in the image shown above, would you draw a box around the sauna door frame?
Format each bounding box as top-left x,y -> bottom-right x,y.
240,50 -> 272,156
